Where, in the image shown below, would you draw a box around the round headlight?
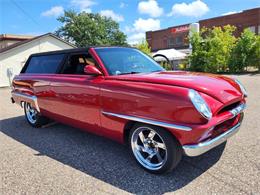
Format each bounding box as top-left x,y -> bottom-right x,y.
189,89 -> 212,120
235,79 -> 247,97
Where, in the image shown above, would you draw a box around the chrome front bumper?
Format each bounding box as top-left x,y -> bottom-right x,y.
182,122 -> 241,157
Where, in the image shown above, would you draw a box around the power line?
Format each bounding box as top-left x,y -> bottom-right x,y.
10,0 -> 40,26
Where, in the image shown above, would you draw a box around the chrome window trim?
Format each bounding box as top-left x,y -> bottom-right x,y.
102,111 -> 192,131
11,91 -> 40,112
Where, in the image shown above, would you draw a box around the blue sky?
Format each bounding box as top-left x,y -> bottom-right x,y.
1,0 -> 259,44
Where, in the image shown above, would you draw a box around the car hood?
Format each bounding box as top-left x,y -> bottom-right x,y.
107,71 -> 243,104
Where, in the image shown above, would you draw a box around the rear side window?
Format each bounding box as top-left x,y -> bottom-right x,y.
24,54 -> 65,74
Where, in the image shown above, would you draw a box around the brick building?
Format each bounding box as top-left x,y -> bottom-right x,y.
146,7 -> 260,52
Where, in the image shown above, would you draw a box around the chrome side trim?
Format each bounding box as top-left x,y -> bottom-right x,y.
102,111 -> 192,131
183,122 -> 241,157
11,91 -> 40,112
230,103 -> 246,117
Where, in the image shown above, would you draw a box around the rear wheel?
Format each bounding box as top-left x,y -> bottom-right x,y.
129,124 -> 182,174
24,102 -> 49,128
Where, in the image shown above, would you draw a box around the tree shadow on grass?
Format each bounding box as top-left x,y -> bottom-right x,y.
0,116 -> 226,194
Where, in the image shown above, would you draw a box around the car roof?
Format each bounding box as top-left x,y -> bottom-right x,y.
30,48 -> 89,57
30,46 -> 135,57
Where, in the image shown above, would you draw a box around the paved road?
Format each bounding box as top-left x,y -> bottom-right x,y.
0,74 -> 259,195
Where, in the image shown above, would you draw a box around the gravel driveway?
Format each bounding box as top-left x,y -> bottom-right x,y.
0,74 -> 259,195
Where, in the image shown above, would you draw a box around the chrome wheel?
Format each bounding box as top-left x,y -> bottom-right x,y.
131,126 -> 167,171
25,103 -> 37,124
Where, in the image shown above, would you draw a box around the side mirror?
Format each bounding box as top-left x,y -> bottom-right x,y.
84,65 -> 102,76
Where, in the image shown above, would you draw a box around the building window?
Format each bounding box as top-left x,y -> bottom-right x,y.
258,25 -> 260,35
168,37 -> 174,48
175,36 -> 183,45
248,26 -> 256,33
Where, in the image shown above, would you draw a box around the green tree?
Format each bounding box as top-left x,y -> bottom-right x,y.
189,25 -> 236,73
255,35 -> 260,70
136,40 -> 151,55
55,10 -> 127,47
189,29 -> 208,72
205,25 -> 237,72
229,29 -> 259,72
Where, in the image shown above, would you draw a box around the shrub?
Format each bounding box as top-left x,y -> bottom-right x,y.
229,29 -> 260,72
189,25 -> 237,73
160,61 -> 172,70
136,40 -> 151,55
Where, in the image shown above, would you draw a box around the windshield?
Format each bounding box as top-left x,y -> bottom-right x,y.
95,47 -> 164,75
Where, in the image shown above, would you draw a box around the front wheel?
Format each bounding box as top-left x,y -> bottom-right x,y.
129,124 -> 182,174
24,102 -> 49,128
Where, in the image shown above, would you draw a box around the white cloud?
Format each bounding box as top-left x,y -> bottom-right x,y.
138,0 -> 163,17
168,0 -> 209,17
119,2 -> 127,8
221,11 -> 240,16
82,8 -> 92,13
126,18 -> 160,45
133,18 -> 160,32
100,10 -> 124,22
124,26 -> 132,33
41,6 -> 64,17
128,33 -> 145,45
71,0 -> 96,12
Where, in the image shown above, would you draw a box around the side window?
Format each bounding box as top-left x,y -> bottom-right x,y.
61,53 -> 97,75
25,54 -> 65,74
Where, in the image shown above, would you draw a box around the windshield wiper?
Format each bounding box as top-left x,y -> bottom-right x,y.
150,70 -> 162,73
117,71 -> 141,75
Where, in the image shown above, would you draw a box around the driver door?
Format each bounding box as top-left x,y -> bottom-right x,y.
48,52 -> 103,134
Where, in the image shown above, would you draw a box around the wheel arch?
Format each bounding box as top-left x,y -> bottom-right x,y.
123,120 -> 136,144
123,120 -> 182,147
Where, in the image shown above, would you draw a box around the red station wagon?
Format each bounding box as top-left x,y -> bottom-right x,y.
11,47 -> 247,174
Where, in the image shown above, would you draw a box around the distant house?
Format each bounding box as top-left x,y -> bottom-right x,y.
0,33 -> 76,87
0,34 -> 35,49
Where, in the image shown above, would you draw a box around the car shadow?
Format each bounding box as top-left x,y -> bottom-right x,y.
0,116 -> 226,194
